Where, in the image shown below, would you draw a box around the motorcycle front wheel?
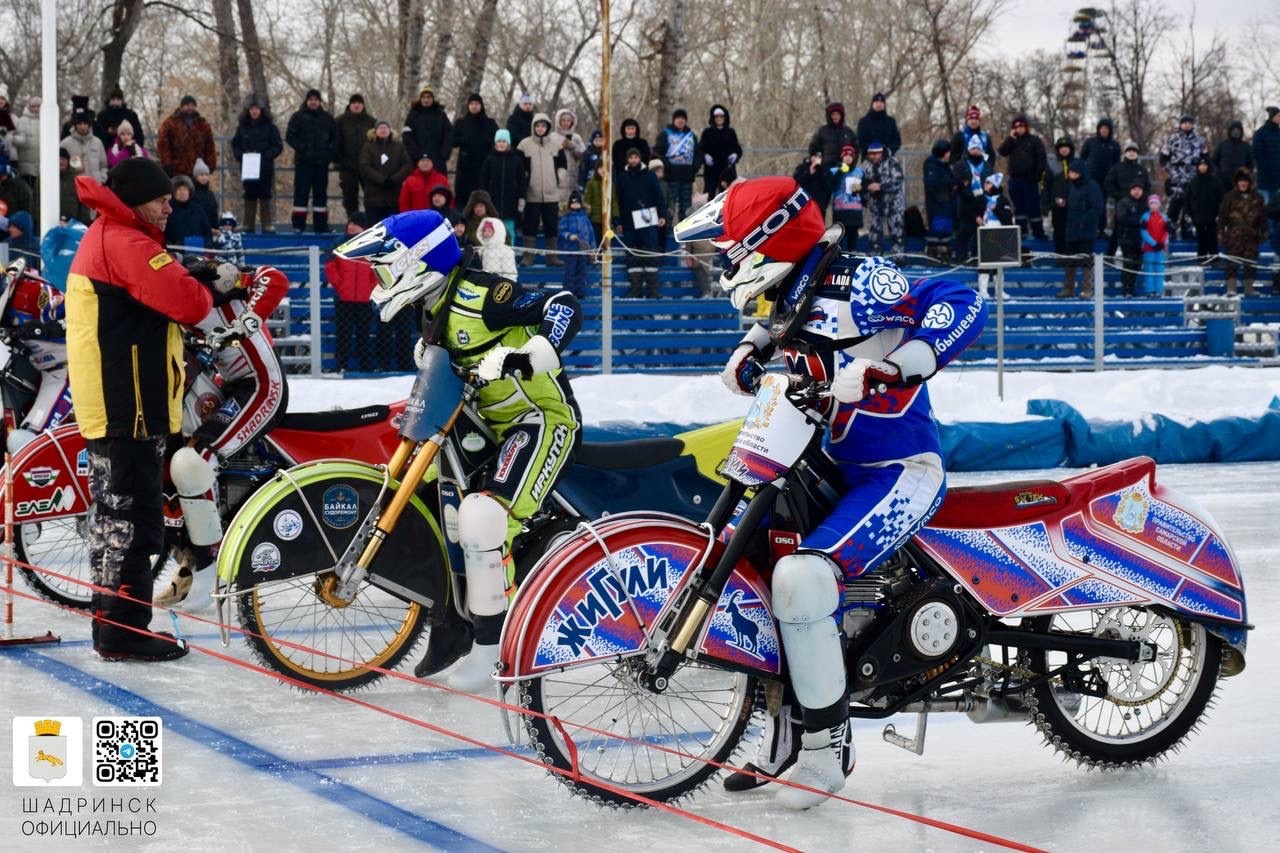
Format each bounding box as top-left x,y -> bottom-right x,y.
16,512 -> 95,608
1027,607 -> 1223,767
520,658 -> 757,805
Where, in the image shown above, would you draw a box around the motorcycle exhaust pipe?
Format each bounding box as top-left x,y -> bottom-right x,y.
965,695 -> 1031,724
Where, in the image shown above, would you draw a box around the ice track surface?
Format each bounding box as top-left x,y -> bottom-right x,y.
2,462 -> 1276,852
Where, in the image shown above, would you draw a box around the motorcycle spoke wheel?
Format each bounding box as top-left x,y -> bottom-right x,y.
520,659 -> 756,805
239,573 -> 427,691
17,514 -> 95,608
1028,607 -> 1222,767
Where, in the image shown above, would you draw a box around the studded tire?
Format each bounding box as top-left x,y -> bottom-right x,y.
15,514 -> 96,609
1026,609 -> 1222,767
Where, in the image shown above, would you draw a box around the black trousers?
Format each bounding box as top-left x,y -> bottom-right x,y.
87,437 -> 166,634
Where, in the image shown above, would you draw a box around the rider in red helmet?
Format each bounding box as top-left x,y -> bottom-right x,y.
676,177 -> 987,809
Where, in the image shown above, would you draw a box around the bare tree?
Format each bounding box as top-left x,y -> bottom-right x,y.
101,0 -> 145,105
424,0 -> 450,92
211,0 -> 241,125
904,0 -> 1007,135
1102,0 -> 1178,152
1166,7 -> 1235,143
457,0 -> 501,113
237,0 -> 270,110
653,0 -> 686,127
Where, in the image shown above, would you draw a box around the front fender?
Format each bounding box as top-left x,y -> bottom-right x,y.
0,424 -> 89,525
499,512 -> 782,682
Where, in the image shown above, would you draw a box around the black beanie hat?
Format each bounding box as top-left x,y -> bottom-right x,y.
931,138 -> 950,157
348,93 -> 365,104
180,94 -> 196,107
107,157 -> 174,207
672,108 -> 687,120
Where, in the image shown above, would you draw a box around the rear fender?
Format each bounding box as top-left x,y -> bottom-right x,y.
0,424 -> 89,525
266,401 -> 407,466
499,512 -> 782,682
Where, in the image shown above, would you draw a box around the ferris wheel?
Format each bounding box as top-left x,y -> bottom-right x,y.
1061,7 -> 1119,135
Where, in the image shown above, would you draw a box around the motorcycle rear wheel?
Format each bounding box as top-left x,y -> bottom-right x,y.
16,513 -> 95,609
1027,607 -> 1222,766
520,659 -> 757,805
238,573 -> 428,691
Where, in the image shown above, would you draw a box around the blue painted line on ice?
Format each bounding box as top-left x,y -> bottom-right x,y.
5,648 -> 499,852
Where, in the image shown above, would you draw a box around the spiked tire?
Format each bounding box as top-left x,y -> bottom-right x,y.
1026,609 -> 1222,767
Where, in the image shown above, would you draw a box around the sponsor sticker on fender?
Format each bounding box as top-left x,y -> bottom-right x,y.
273,509 -> 303,541
16,486 -> 76,518
22,467 -> 59,489
251,542 -> 282,573
321,485 -> 359,529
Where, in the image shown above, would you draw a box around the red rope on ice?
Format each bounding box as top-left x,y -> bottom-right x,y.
3,557 -> 1047,853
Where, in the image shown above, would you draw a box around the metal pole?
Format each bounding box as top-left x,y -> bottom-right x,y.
308,245 -> 322,377
38,0 -> 59,240
599,0 -> 613,375
1093,251 -> 1104,370
4,453 -> 13,638
995,267 -> 1005,401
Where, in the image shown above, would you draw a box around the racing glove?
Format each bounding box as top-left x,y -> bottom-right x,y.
475,335 -> 560,382
830,358 -> 901,404
721,324 -> 772,396
187,259 -> 243,294
205,311 -> 263,351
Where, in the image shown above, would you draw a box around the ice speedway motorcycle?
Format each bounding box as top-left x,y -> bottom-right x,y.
212,344 -> 734,690
492,372 -> 1250,804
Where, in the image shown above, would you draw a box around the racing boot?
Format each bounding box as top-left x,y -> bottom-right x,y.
414,605 -> 474,679
775,717 -> 855,810
445,493 -> 512,694
724,704 -> 802,792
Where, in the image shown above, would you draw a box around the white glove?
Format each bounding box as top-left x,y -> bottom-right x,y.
704,154 -> 714,166
206,311 -> 262,350
475,335 -> 560,382
413,337 -> 430,369
830,358 -> 901,404
722,344 -> 765,396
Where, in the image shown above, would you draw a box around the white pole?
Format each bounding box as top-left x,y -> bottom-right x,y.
1093,252 -> 1104,370
995,267 -> 1005,401
39,0 -> 60,239
308,245 -> 322,376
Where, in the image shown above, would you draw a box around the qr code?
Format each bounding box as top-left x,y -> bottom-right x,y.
92,717 -> 162,786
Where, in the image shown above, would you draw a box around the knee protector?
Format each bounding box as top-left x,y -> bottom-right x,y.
459,492 -> 511,618
772,552 -> 846,712
171,447 -> 222,547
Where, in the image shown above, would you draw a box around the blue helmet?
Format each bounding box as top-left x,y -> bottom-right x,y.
335,209 -> 462,321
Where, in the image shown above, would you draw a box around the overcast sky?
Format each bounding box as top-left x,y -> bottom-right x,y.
989,0 -> 1270,56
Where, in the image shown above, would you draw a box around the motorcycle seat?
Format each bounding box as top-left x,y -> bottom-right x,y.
576,437 -> 685,470
927,457 -> 1156,529
277,405 -> 391,433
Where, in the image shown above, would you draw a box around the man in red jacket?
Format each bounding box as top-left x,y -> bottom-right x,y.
398,153 -> 451,212
325,214 -> 379,371
66,157 -> 213,661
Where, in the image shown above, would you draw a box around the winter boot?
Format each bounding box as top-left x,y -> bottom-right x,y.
775,718 -> 855,810
290,207 -> 307,233
94,624 -> 189,662
1081,271 -> 1094,299
243,200 -> 257,233
1244,278 -> 1257,297
520,236 -> 537,267
1056,269 -> 1076,299
644,271 -> 661,298
724,704 -> 802,792
258,198 -> 275,233
313,207 -> 330,234
1271,271 -> 1280,296
627,273 -> 644,298
1225,273 -> 1237,296
545,236 -> 564,266
414,606 -> 474,679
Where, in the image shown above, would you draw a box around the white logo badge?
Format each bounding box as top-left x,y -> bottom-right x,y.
272,510 -> 303,541
13,717 -> 83,787
921,303 -> 955,329
868,266 -> 909,304
251,542 -> 282,573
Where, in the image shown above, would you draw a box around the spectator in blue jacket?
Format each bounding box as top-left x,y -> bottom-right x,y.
654,109 -> 698,221
557,190 -> 595,298
827,144 -> 864,251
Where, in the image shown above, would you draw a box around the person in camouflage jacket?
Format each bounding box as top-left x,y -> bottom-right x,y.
1159,115 -> 1207,238
1216,167 -> 1268,295
861,142 -> 905,256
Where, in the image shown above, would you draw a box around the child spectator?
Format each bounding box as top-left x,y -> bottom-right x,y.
558,190 -> 595,297
1115,182 -> 1147,296
827,144 -> 864,251
399,153 -> 450,212
463,189 -> 498,247
1217,168 -> 1267,296
649,158 -> 672,248
478,129 -> 525,243
982,173 -> 1013,225
325,214 -> 378,373
922,139 -> 955,262
5,210 -> 38,267
214,211 -> 245,266
164,175 -> 211,248
105,120 -> 149,167
1183,156 -> 1224,265
582,159 -> 617,240
476,217 -> 518,279
952,135 -> 992,260
191,158 -> 218,227
1139,195 -> 1168,296
655,108 -> 698,220
429,185 -> 456,220
580,130 -> 605,191
451,214 -> 468,249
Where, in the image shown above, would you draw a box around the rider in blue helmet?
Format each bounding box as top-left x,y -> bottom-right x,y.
337,209 -> 584,691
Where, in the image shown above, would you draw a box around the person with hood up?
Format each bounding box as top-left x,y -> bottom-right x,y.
1255,106 -> 1280,203
699,104 -> 741,195
950,105 -> 994,163
809,102 -> 857,169
855,92 -> 901,155
164,174 -> 211,247
507,94 -> 536,147
286,88 -> 339,232
93,85 -> 146,149
231,96 -> 283,232
478,129 -> 526,241
616,148 -> 666,297
463,189 -> 498,245
453,94 -> 499,208
157,95 -> 216,178
554,109 -> 587,206
793,151 -> 833,213
1102,141 -> 1151,252
861,141 -> 905,256
428,185 -> 456,221
1212,121 -> 1255,192
105,119 -> 148,167
476,216 -> 519,279
517,112 -> 567,266
1057,159 -> 1103,298
1159,115 -> 1207,239
13,95 -> 41,186
335,94 -> 377,219
5,210 -> 38,264
952,135 -> 993,260
827,144 -> 865,251
996,115 -> 1047,239
402,87 -> 453,173
358,120 -> 412,222
1217,168 -> 1267,296
655,108 -> 699,220
557,190 -> 595,297
922,139 -> 955,262
61,109 -> 108,182
612,118 -> 650,179
1183,156 -> 1224,264
1044,135 -> 1076,258
191,158 -> 218,225
1140,195 -> 1168,296
1081,118 -> 1121,195
399,152 -> 451,213
1114,181 -> 1148,296
579,129 -> 605,191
